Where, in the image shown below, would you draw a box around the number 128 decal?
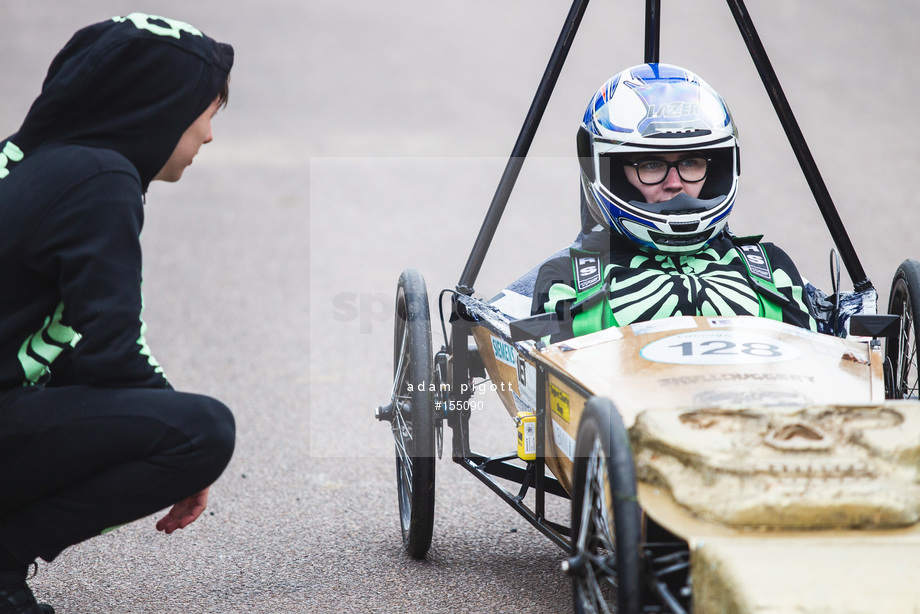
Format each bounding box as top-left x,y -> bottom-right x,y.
640,331 -> 800,365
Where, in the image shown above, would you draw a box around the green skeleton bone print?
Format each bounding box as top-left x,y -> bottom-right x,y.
539,234 -> 816,336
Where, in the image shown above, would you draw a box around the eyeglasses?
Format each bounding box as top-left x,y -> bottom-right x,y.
626,157 -> 710,185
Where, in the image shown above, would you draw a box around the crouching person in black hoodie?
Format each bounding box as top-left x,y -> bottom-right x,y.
0,14 -> 236,613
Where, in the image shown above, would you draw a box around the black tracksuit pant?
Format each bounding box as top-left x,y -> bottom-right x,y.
0,385 -> 234,568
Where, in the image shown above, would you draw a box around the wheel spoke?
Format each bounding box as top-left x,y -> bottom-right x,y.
889,269 -> 920,401
576,441 -> 601,550
391,316 -> 415,483
896,295 -> 919,399
583,551 -> 618,579
393,424 -> 412,479
583,566 -> 615,614
586,442 -> 616,554
390,322 -> 410,402
392,402 -> 413,476
397,454 -> 413,496
905,302 -> 918,397
574,437 -> 620,613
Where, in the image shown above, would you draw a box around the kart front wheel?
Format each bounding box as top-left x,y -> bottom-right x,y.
568,397 -> 642,614
887,260 -> 920,399
390,269 -> 435,558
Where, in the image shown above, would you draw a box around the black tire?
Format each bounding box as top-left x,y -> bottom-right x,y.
391,269 -> 436,558
887,260 -> 920,399
570,397 -> 643,614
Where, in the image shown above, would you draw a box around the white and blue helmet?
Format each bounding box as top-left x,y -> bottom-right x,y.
577,63 -> 740,254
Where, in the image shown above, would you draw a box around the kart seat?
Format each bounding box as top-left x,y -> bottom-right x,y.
487,254 -> 562,321
488,232 -> 590,321
806,282 -> 879,337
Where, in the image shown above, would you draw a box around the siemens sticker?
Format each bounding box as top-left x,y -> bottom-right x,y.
491,336 -> 516,366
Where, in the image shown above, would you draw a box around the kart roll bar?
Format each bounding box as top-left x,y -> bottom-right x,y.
456,0 -> 591,296
645,0 -> 662,64
725,0 -> 871,292
456,0 -> 872,296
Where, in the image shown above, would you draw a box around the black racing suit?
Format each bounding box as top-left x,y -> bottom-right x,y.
0,15 -> 234,568
531,229 -> 816,342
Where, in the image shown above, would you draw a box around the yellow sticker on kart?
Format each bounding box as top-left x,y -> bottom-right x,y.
549,382 -> 570,422
641,330 -> 800,365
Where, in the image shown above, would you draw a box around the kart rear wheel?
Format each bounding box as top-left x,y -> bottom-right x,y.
391,269 -> 435,558
569,397 -> 642,614
887,260 -> 920,399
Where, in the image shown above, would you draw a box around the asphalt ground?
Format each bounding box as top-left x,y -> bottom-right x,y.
2,1 -> 920,612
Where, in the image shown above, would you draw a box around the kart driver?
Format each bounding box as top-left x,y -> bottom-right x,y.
531,63 -> 817,341
0,14 -> 235,613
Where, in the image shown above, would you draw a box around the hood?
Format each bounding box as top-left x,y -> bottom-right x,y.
7,13 -> 233,191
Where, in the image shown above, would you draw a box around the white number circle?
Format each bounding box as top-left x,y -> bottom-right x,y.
640,331 -> 800,365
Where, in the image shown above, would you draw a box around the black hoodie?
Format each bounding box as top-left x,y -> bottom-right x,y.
0,13 -> 233,390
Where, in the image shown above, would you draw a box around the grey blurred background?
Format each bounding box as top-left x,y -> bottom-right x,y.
2,1 -> 918,612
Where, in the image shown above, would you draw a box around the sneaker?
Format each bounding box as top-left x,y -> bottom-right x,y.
0,567 -> 54,614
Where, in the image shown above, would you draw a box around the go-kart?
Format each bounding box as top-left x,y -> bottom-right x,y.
375,0 -> 920,611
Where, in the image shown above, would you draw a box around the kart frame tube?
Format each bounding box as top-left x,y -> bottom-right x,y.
456,0 -> 590,296
452,358 -> 582,554
725,0 -> 872,292
645,0 -> 662,63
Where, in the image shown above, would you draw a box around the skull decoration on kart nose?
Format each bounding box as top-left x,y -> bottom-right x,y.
631,404 -> 920,528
